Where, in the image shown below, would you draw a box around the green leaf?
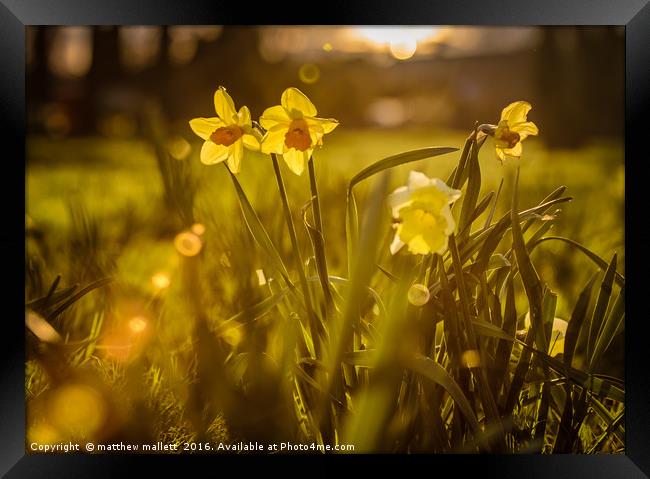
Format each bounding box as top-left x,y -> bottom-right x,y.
447,136 -> 472,190
587,253 -> 617,365
228,169 -> 292,285
459,191 -> 494,238
302,201 -> 334,314
46,277 -> 112,321
483,178 -> 503,230
472,319 -> 514,341
510,167 -> 545,351
216,288 -> 290,335
349,147 -> 457,189
458,138 -> 481,238
590,287 -> 624,371
564,273 -> 599,367
529,237 -> 624,288
345,189 -> 360,276
488,253 -> 511,271
405,354 -> 481,434
525,344 -> 625,403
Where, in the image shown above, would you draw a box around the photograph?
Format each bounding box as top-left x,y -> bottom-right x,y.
24,25 -> 626,455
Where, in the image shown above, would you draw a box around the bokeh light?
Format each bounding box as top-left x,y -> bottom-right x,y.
389,40 -> 417,60
48,27 -> 92,78
47,383 -> 108,438
26,310 -> 62,344
129,315 -> 148,334
407,283 -> 430,306
299,63 -> 321,84
461,350 -> 481,368
151,272 -> 171,290
174,231 -> 203,257
190,223 -> 206,236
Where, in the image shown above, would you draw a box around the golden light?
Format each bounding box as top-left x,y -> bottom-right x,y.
174,231 -> 203,257
151,272 -> 171,290
27,421 -> 60,444
119,26 -> 162,72
48,27 -> 93,78
256,269 -> 267,286
322,42 -> 333,52
167,135 -> 192,160
352,27 -> 440,60
299,63 -> 321,84
47,384 -> 107,438
26,310 -> 62,344
389,40 -> 417,60
220,322 -> 244,347
129,315 -> 148,334
461,350 -> 481,369
408,284 -> 430,306
191,222 -> 206,235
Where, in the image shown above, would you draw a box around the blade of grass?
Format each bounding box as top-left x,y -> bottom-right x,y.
529,237 -> 624,288
458,134 -> 481,239
270,153 -> 318,334
228,168 -> 292,286
587,253 -> 617,366
589,287 -> 624,371
564,272 -> 599,367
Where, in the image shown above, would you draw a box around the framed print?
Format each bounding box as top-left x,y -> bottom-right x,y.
2,0 -> 650,476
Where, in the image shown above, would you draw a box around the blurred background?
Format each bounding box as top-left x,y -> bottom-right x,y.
27,26 -> 624,145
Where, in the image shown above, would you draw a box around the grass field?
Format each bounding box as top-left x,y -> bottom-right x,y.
25,125 -> 625,453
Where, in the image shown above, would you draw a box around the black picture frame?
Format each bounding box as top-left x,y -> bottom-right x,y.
3,1 -> 649,476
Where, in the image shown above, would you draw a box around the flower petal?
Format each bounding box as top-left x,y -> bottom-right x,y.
189,117 -> 222,140
389,232 -> 405,255
407,235 -> 432,255
260,105 -> 291,130
500,101 -> 532,125
281,87 -> 317,117
387,186 -> 411,215
440,204 -> 457,236
242,133 -> 260,151
214,87 -> 237,123
261,126 -> 287,155
237,105 -> 252,127
407,171 -> 432,189
431,179 -> 462,204
510,121 -> 539,139
201,141 -> 229,165
307,116 -> 339,134
308,123 -> 324,146
500,142 -> 523,160
227,140 -> 244,173
282,147 -> 310,175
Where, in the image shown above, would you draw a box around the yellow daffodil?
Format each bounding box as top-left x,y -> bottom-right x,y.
259,87 -> 338,175
388,171 -> 461,255
189,87 -> 260,173
494,101 -> 539,162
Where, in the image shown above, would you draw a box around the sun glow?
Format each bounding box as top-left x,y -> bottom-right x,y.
353,27 -> 440,60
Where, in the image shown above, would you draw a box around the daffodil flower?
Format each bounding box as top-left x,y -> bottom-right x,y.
259,87 -> 338,176
493,101 -> 539,162
388,171 -> 461,255
189,87 -> 260,174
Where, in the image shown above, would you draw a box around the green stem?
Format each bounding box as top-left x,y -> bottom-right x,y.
270,153 -> 318,333
307,155 -> 334,312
